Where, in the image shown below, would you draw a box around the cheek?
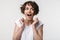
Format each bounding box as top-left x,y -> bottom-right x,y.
24,10 -> 26,14
31,10 -> 34,15
24,10 -> 28,15
24,10 -> 34,16
31,11 -> 34,13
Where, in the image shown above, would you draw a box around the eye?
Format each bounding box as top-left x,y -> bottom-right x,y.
25,7 -> 29,10
31,8 -> 34,10
31,7 -> 34,10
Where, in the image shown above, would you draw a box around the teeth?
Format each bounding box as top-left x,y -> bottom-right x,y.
27,14 -> 32,16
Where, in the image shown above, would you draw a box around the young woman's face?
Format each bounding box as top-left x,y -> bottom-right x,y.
24,4 -> 34,20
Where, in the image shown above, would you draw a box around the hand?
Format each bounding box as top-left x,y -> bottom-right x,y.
19,18 -> 25,29
32,17 -> 39,26
32,17 -> 39,29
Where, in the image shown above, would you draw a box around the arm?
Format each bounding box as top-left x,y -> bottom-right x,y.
13,18 -> 25,40
13,23 -> 24,40
32,25 -> 43,40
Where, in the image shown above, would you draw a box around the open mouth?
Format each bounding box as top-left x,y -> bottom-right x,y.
27,14 -> 32,16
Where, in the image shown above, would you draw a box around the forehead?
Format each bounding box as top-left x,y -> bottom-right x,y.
25,4 -> 33,8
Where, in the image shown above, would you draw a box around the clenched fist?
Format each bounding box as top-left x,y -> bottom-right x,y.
32,17 -> 39,27
19,18 -> 25,29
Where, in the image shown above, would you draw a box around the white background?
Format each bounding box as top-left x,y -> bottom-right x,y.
0,0 -> 60,40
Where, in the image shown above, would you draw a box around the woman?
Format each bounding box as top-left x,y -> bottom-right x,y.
13,1 -> 43,40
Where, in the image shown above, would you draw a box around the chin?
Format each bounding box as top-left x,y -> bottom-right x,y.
27,18 -> 33,21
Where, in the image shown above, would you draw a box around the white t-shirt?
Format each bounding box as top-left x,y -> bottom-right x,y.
15,18 -> 43,40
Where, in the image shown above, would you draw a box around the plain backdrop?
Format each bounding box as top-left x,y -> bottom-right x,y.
0,0 -> 60,40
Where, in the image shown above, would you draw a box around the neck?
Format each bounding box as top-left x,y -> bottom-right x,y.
24,19 -> 33,26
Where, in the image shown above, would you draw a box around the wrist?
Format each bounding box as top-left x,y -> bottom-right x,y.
32,24 -> 36,29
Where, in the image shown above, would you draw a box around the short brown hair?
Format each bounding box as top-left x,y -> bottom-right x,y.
20,1 -> 39,15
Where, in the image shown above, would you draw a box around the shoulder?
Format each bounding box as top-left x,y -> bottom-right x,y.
36,20 -> 43,30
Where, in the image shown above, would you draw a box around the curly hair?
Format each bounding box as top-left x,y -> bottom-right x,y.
20,1 -> 39,15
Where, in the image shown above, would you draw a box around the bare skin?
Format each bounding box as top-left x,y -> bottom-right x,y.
13,4 -> 43,40
13,18 -> 25,40
32,18 -> 43,40
13,18 -> 43,40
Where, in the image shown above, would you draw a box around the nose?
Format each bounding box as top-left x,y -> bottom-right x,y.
28,9 -> 31,13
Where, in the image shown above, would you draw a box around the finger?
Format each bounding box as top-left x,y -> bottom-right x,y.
33,18 -> 39,25
19,18 -> 24,24
34,18 -> 38,22
21,18 -> 24,22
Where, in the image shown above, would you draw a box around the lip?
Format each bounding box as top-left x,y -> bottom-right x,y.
27,14 -> 32,16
